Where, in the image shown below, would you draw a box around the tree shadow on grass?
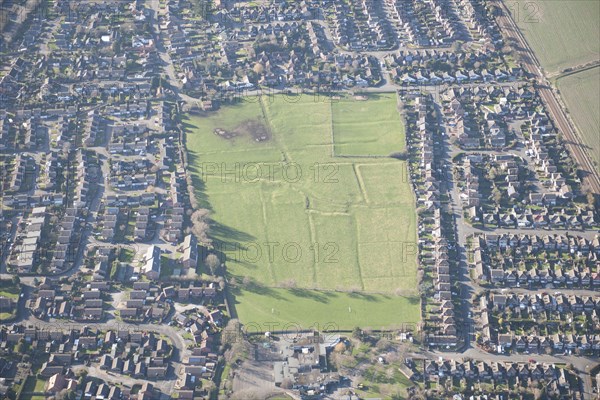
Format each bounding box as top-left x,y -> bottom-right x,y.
183,114 -> 279,319
288,288 -> 333,304
346,291 -> 379,302
209,224 -> 261,270
359,92 -> 386,101
229,280 -> 288,302
186,146 -> 261,270
210,223 -> 255,244
186,150 -> 214,212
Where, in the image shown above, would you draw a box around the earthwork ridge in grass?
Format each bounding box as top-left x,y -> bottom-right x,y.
185,93 -> 420,329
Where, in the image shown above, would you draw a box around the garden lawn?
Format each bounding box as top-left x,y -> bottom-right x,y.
0,279 -> 20,299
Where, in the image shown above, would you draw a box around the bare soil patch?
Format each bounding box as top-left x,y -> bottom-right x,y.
214,119 -> 271,142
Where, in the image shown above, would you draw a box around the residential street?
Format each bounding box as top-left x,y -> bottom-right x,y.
15,313 -> 190,394
0,1 -> 598,399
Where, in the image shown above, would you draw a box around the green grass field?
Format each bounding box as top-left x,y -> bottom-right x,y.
231,286 -> 421,330
332,95 -> 405,156
507,0 -> 600,74
185,93 -> 419,329
557,67 -> 600,173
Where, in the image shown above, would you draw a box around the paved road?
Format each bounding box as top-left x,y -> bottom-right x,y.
428,95 -> 478,341
5,3 -> 597,399
409,347 -> 597,400
147,0 -> 181,91
410,347 -> 597,393
494,0 -> 600,194
17,315 -> 189,394
433,73 -> 599,399
443,152 -> 598,400
462,226 -> 600,240
489,287 -> 600,297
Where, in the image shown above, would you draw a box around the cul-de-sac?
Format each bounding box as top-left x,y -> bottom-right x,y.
0,0 -> 599,399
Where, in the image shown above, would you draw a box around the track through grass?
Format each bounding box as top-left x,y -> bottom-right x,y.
185,93 -> 419,329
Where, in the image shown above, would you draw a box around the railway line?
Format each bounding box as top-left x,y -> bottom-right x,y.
495,0 -> 600,194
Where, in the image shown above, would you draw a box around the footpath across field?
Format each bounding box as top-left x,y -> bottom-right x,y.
185,93 -> 420,329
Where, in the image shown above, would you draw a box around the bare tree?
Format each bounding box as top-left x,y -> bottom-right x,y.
203,380 -> 217,396
492,187 -> 502,204
218,277 -> 226,290
586,191 -> 596,207
62,141 -> 71,157
376,337 -> 391,351
253,62 -> 264,75
191,208 -> 211,244
416,269 -> 424,284
221,319 -> 242,349
205,253 -> 220,275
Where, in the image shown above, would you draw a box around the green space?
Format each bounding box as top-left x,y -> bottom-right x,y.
0,289 -> 18,299
185,93 -> 419,329
0,312 -> 13,319
160,255 -> 176,278
33,379 -> 46,393
332,336 -> 418,398
332,94 -> 405,156
118,247 -> 135,262
231,285 -> 420,330
507,0 -> 600,74
0,279 -> 20,299
557,67 -> 600,174
17,376 -> 46,400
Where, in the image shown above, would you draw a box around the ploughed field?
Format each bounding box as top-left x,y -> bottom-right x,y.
557,67 -> 600,174
507,0 -> 600,75
185,93 -> 420,329
507,0 -> 600,175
